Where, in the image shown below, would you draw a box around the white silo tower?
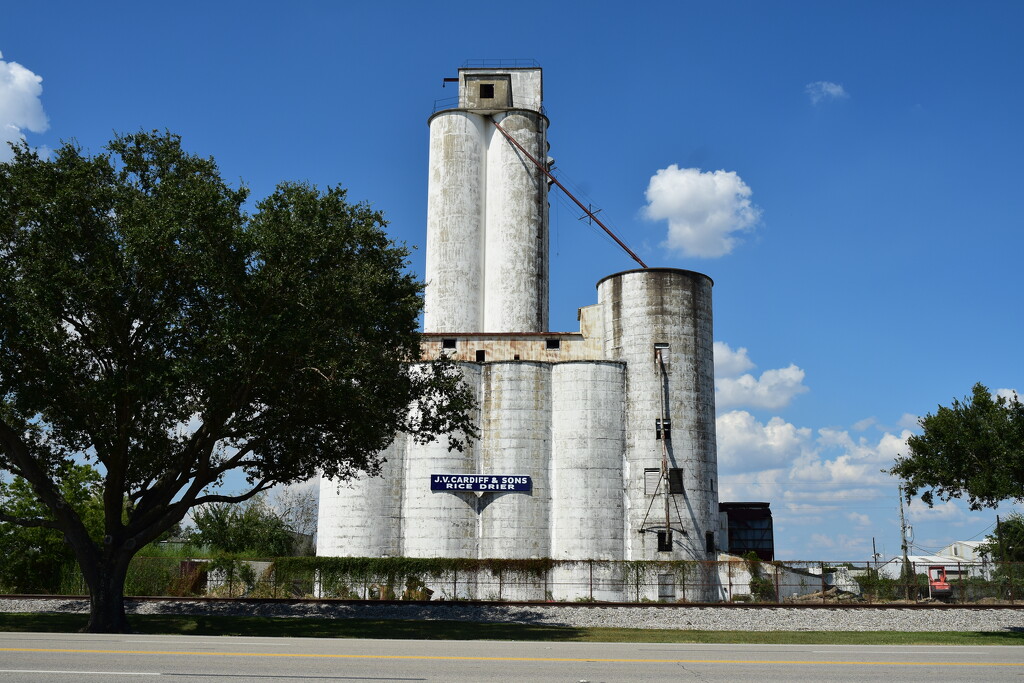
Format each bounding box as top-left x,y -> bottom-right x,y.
318,64 -> 724,602
597,269 -> 719,562
423,68 -> 549,333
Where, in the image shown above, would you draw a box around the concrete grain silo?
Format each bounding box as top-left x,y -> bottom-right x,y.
424,69 -> 548,334
317,63 -> 722,602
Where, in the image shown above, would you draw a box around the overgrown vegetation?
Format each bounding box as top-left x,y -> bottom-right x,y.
9,553 -> 1024,604
742,552 -> 777,602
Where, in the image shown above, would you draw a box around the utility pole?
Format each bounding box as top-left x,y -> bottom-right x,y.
898,485 -> 914,599
996,514 -> 1004,562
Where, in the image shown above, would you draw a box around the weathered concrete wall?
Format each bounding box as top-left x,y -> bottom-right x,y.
316,434 -> 405,558
425,68 -> 548,334
550,362 -> 625,561
423,111 -> 485,333
457,67 -> 543,112
598,269 -> 719,574
483,110 -> 548,332
478,362 -> 551,558
400,364 -> 483,558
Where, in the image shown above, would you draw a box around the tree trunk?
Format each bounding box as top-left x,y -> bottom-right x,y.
84,555 -> 132,633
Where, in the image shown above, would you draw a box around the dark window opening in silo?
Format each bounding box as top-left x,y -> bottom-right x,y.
644,468 -> 660,494
668,468 -> 684,494
442,339 -> 457,349
546,338 -> 560,350
705,531 -> 715,553
475,349 -> 485,362
657,530 -> 673,552
656,418 -> 671,440
654,342 -> 669,361
513,354 -> 520,360
480,83 -> 494,99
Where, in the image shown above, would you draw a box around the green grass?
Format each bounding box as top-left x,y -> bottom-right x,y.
1,613 -> 1023,645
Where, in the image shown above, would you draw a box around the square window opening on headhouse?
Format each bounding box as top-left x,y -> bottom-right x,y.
475,349 -> 486,362
657,530 -> 673,552
644,468 -> 661,495
668,468 -> 684,494
479,83 -> 495,99
545,338 -> 560,350
442,339 -> 457,349
656,418 -> 671,440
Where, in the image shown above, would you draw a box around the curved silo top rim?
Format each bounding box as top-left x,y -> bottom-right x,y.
427,107 -> 549,125
595,267 -> 714,289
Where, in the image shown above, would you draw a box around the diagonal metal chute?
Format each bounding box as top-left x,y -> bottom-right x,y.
491,118 -> 648,269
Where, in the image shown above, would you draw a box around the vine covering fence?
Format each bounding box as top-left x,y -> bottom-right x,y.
12,555 -> 1022,605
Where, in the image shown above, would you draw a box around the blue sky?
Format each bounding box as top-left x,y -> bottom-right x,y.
3,1 -> 1021,560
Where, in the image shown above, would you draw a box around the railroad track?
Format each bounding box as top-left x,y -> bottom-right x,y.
4,594 -> 1023,610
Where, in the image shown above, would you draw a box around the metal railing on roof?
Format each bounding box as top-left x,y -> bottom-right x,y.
431,96 -> 547,116
461,58 -> 540,68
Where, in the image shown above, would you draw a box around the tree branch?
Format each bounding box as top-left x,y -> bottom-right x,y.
0,510 -> 62,530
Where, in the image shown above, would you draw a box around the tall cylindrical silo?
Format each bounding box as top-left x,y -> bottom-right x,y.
423,111 -> 486,333
597,269 -> 719,578
400,364 -> 483,558
549,361 -> 626,601
549,361 -> 625,560
316,434 -> 406,559
477,362 -> 551,560
483,111 -> 549,332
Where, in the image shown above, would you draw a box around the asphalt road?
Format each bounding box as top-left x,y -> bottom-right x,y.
1,632 -> 1023,682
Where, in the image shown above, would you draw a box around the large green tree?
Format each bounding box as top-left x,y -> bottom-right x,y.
891,383 -> 1024,509
0,132 -> 475,632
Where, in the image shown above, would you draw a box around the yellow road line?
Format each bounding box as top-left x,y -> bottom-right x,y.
1,647 -> 1022,667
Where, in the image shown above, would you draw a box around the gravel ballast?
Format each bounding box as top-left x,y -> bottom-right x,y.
3,597 -> 1024,632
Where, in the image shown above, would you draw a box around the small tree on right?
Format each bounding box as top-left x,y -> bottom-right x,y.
978,513 -> 1024,564
891,383 -> 1024,510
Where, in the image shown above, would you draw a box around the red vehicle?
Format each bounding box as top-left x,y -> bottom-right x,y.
928,565 -> 953,600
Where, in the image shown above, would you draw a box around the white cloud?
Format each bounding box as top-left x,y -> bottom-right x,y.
716,364 -> 809,410
906,500 -> 971,525
897,413 -> 920,430
851,417 -> 876,432
0,51 -> 49,161
714,342 -> 809,410
995,387 -> 1020,403
713,341 -> 755,377
810,533 -> 836,549
717,410 -> 813,473
805,81 -> 849,105
643,165 -> 760,258
847,512 -> 871,527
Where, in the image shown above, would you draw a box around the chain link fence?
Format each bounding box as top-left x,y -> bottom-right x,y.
25,555 -> 1021,605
